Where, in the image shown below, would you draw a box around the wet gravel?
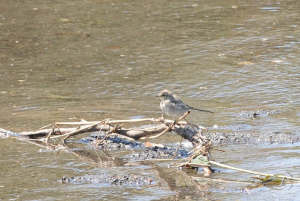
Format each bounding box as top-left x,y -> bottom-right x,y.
124,146 -> 190,160
79,134 -> 142,151
206,131 -> 299,145
236,110 -> 281,118
62,173 -> 153,185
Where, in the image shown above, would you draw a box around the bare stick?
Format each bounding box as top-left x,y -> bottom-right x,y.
96,124 -> 122,146
198,125 -> 207,131
183,163 -> 211,167
40,122 -> 102,141
95,119 -> 110,146
63,121 -> 105,142
56,118 -> 156,125
55,118 -> 189,126
176,147 -> 204,167
148,126 -> 170,139
178,111 -> 190,121
110,133 -> 135,141
147,111 -> 191,139
209,161 -> 300,181
39,123 -> 53,130
44,127 -> 54,143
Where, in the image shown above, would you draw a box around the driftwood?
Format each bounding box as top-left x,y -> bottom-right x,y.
10,112 -> 207,146
0,112 -> 213,175
3,113 -> 298,183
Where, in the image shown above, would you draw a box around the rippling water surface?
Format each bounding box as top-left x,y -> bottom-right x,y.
0,0 -> 300,200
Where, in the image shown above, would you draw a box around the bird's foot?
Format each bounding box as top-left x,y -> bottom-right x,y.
158,114 -> 165,123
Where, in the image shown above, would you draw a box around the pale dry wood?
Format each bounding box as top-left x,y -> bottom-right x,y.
183,163 -> 211,167
55,118 -> 202,128
39,123 -> 53,130
147,111 -> 190,139
19,124 -> 169,139
209,161 -> 300,181
42,122 -> 102,142
13,114 -> 205,145
147,126 -> 170,139
109,133 -> 135,141
45,127 -> 54,143
56,118 -> 158,125
96,119 -> 110,142
95,124 -> 122,146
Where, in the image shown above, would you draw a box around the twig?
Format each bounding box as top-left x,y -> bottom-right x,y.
211,148 -> 226,152
96,124 -> 122,146
110,133 -> 135,141
55,118 -> 189,126
95,119 -> 110,146
45,126 -> 54,143
175,142 -> 211,168
39,123 -> 53,130
148,111 -> 190,139
39,122 -> 102,142
148,126 -> 170,139
245,188 -> 251,195
182,163 -> 211,167
198,125 -> 208,131
209,161 -> 300,181
63,121 -> 104,142
176,150 -> 204,167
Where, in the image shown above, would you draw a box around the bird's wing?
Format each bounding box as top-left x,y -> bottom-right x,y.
171,97 -> 191,109
173,95 -> 214,113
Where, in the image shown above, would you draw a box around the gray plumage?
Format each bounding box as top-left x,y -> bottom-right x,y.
156,90 -> 213,118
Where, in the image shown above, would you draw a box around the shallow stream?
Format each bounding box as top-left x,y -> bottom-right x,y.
0,0 -> 300,200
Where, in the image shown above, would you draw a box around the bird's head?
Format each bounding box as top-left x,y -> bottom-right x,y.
156,90 -> 174,100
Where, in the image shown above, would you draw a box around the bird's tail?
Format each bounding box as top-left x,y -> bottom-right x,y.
191,107 -> 214,114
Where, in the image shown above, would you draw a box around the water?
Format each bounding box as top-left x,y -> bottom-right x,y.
0,0 -> 300,200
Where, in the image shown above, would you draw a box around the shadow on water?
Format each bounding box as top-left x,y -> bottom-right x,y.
0,0 -> 300,200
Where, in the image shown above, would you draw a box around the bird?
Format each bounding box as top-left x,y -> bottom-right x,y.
156,90 -> 213,118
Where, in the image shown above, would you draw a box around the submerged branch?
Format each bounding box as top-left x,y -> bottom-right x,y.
209,161 -> 300,181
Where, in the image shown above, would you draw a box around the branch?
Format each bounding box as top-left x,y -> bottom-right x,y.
55,118 -> 188,125
209,161 -> 300,181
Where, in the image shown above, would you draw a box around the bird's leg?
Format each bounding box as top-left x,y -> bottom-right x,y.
173,117 -> 179,125
158,114 -> 165,123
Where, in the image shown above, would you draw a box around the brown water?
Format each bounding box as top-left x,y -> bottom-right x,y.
1,0 -> 300,200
